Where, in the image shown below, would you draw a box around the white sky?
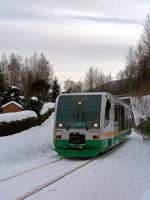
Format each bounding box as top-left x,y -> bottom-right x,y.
0,0 -> 150,83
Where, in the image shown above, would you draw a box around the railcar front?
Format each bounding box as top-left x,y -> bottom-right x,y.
53,93 -> 104,158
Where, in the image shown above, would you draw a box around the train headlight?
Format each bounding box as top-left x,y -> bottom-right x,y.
58,123 -> 63,127
94,123 -> 98,128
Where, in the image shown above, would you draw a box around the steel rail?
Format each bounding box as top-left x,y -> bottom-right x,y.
0,158 -> 63,183
15,142 -> 126,200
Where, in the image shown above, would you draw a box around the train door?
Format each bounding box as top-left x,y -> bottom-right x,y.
114,102 -> 119,133
104,99 -> 111,127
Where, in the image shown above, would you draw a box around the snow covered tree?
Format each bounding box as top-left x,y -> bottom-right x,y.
2,86 -> 20,100
27,96 -> 43,116
0,86 -> 25,107
51,78 -> 61,103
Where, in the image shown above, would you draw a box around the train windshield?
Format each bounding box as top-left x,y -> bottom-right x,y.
56,95 -> 101,129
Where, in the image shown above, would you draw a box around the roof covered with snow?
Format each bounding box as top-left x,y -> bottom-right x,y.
1,101 -> 23,109
0,110 -> 37,123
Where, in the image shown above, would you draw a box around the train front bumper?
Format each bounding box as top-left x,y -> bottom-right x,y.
53,139 -> 103,158
53,148 -> 101,158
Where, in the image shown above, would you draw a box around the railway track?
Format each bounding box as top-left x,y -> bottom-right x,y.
0,158 -> 63,183
15,142 -> 126,200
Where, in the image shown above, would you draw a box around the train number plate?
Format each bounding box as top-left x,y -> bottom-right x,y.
69,133 -> 85,144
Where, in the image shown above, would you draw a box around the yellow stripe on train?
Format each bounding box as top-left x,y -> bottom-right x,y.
104,131 -> 119,137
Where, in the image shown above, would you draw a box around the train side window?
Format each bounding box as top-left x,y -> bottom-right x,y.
125,108 -> 129,129
114,104 -> 119,122
120,105 -> 125,130
104,100 -> 111,126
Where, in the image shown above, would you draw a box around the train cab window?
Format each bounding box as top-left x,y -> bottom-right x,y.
104,100 -> 111,126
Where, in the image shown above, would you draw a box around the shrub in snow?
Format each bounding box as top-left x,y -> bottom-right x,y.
138,118 -> 150,137
0,108 -> 54,136
0,117 -> 37,136
26,97 -> 43,117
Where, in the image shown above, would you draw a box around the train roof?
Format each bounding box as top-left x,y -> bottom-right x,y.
59,92 -> 110,96
59,92 -> 129,107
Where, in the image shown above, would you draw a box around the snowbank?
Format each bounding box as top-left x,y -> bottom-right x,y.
0,102 -> 55,123
140,189 -> 150,200
40,102 -> 55,115
131,95 -> 150,125
131,129 -> 143,142
0,113 -> 55,169
0,110 -> 37,123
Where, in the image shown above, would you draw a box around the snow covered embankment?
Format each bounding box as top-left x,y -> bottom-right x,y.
0,113 -> 56,170
0,102 -> 55,123
40,102 -> 55,115
0,111 -> 37,123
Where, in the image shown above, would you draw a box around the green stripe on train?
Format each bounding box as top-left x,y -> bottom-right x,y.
53,133 -> 129,158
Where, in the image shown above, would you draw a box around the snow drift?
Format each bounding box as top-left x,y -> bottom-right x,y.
0,113 -> 55,169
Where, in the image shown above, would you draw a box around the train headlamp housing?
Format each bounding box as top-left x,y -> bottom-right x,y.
58,123 -> 63,127
94,123 -> 98,128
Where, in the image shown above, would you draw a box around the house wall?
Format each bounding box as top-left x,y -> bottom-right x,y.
2,104 -> 23,113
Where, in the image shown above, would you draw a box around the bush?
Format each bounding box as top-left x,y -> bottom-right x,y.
0,108 -> 54,137
138,117 -> 150,137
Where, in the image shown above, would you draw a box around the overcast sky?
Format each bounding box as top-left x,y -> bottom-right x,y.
0,0 -> 150,83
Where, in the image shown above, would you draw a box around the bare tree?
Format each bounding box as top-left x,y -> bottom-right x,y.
37,53 -> 53,82
84,66 -> 112,91
84,67 -> 96,91
64,79 -> 83,92
7,53 -> 22,87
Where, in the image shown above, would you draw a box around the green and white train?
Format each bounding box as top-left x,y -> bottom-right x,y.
53,92 -> 131,158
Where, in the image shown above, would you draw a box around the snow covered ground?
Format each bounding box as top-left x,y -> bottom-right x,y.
0,113 -> 150,200
0,113 -> 56,170
28,131 -> 150,200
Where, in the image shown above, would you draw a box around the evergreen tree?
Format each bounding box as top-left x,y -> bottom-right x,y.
29,78 -> 50,101
51,78 -> 61,103
2,86 -> 20,101
0,86 -> 24,107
